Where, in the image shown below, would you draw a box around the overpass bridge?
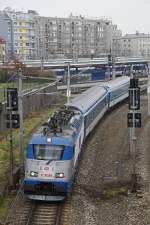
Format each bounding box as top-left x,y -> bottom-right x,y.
20,56 -> 150,69
0,56 -> 150,70
57,77 -> 148,91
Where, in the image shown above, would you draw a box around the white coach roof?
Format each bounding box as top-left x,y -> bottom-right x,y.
66,85 -> 107,114
66,76 -> 130,114
105,76 -> 130,90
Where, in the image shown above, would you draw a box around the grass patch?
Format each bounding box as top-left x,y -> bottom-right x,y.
0,106 -> 58,180
102,186 -> 128,198
0,196 -> 13,224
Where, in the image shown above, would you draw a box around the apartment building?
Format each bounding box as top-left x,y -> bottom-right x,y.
114,32 -> 150,57
0,10 -> 13,60
36,14 -> 122,59
0,9 -> 122,60
0,8 -> 38,60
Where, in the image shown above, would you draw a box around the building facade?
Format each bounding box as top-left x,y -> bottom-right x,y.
36,15 -> 122,59
0,9 -> 122,60
0,10 -> 13,60
114,32 -> 150,57
6,9 -> 38,60
0,8 -> 38,61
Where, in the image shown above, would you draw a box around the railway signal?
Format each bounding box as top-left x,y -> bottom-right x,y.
128,77 -> 141,192
6,114 -> 20,129
128,88 -> 140,110
6,88 -> 18,111
5,70 -> 23,186
128,78 -> 141,128
6,88 -> 20,129
6,88 -> 17,186
130,77 -> 138,88
127,113 -> 141,128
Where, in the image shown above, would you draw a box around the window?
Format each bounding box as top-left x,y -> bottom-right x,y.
85,96 -> 107,128
33,144 -> 64,160
111,83 -> 129,100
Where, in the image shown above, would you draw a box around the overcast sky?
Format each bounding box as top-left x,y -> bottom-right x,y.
1,0 -> 150,34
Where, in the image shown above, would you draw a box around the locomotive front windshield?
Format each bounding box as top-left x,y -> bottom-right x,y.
33,144 -> 64,160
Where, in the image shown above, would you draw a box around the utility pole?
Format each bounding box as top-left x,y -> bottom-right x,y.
107,54 -> 111,80
112,39 -> 116,80
41,56 -> 44,72
147,62 -> 150,116
40,29 -> 44,72
66,62 -> 71,104
112,54 -> 116,80
7,92 -> 14,187
18,68 -> 24,178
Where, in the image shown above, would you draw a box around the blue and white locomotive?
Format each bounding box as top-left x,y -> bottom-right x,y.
23,76 -> 130,201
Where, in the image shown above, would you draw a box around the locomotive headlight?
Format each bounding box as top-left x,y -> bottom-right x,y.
55,172 -> 64,178
30,171 -> 38,177
47,138 -> 52,142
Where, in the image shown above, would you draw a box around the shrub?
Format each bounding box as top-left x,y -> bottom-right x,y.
0,70 -> 10,82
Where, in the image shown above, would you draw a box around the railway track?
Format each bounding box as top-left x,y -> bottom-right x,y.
4,188 -> 71,225
4,189 -> 33,225
26,200 -> 70,225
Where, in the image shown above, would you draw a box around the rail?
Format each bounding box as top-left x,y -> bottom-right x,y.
4,183 -> 33,225
4,190 -> 71,225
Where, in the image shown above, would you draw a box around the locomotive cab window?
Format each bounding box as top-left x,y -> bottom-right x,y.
33,144 -> 64,160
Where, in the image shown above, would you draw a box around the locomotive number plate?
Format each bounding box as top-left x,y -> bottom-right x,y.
40,166 -> 53,177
